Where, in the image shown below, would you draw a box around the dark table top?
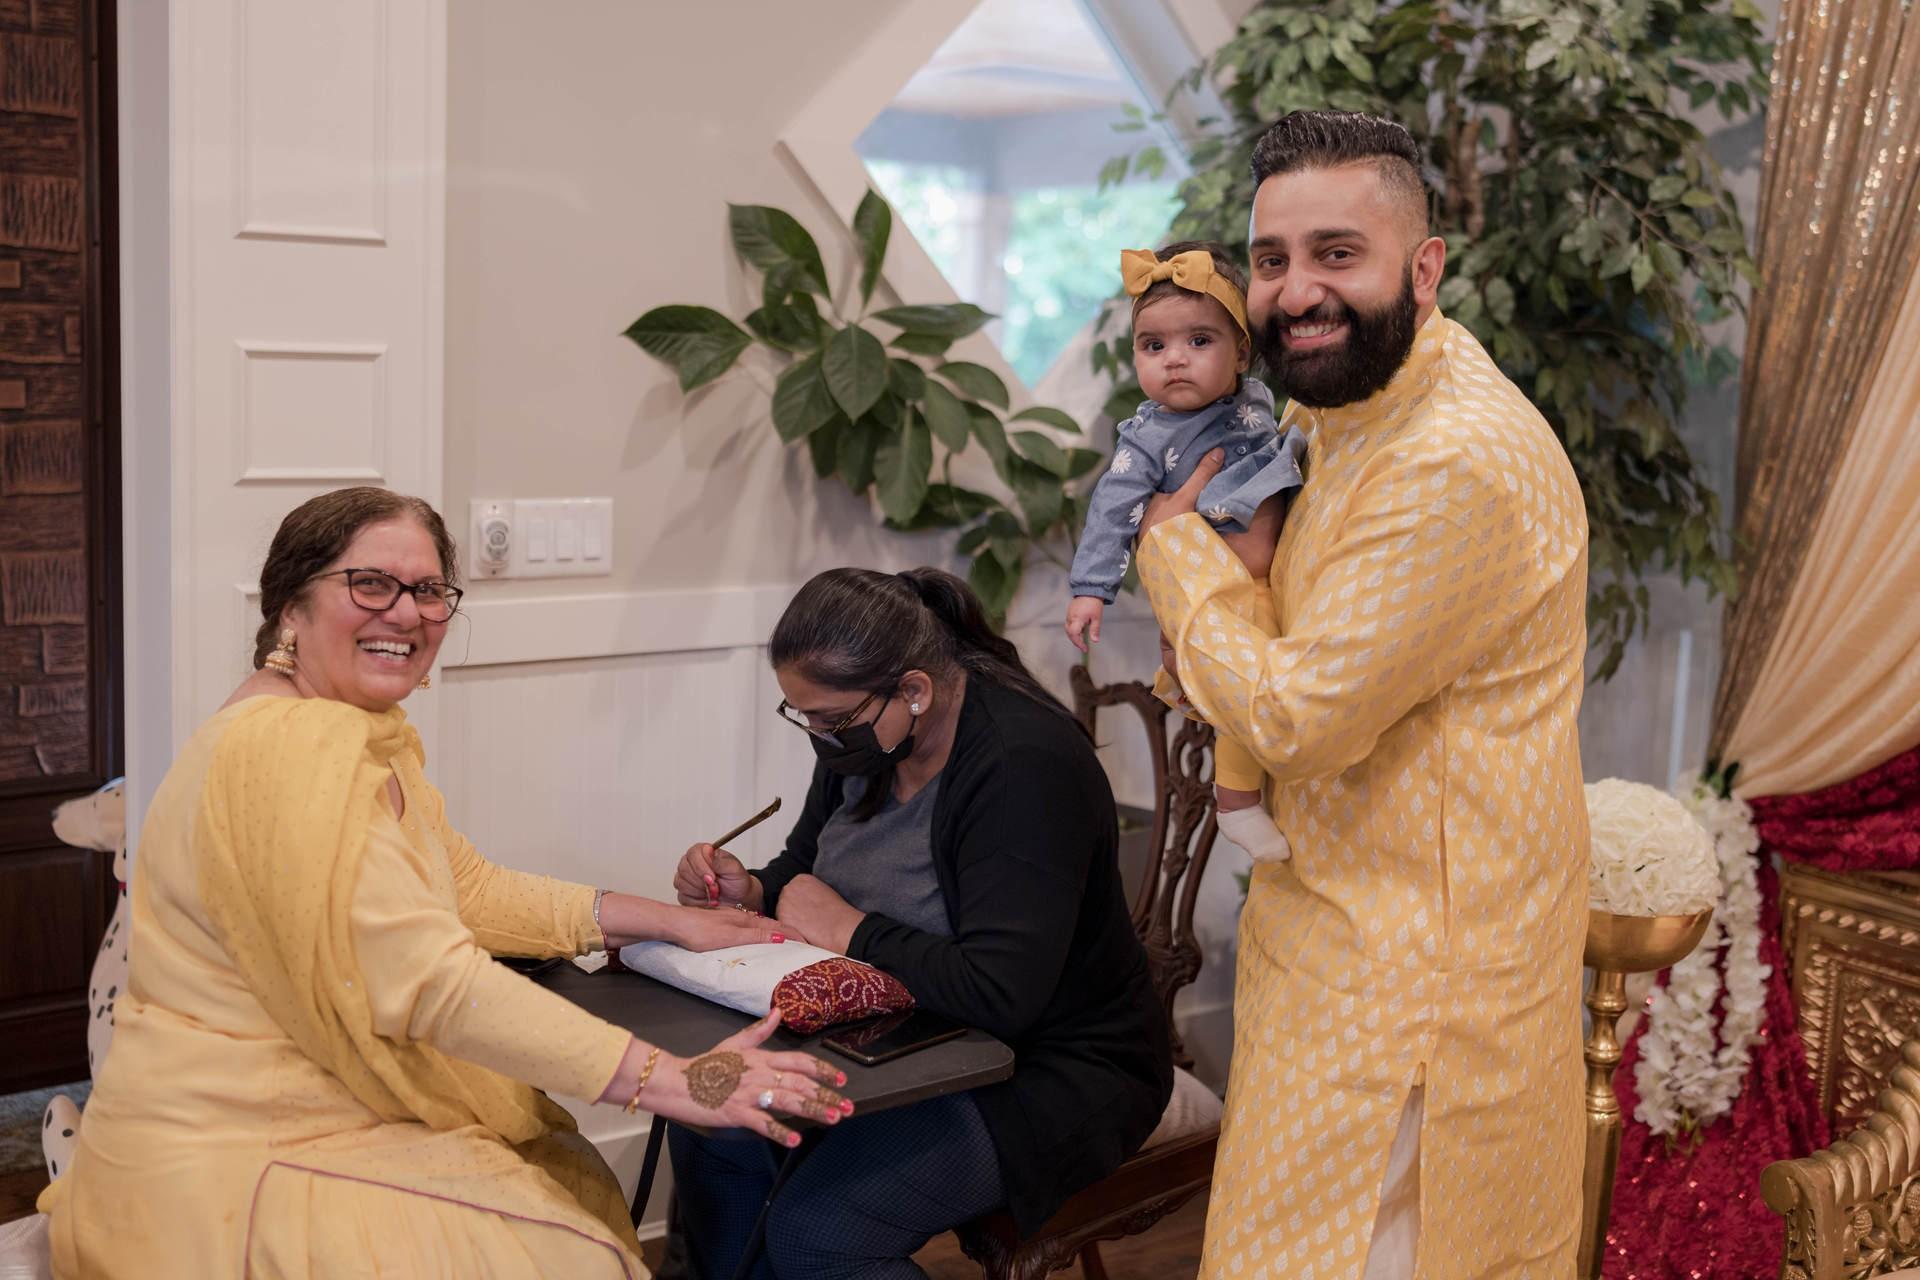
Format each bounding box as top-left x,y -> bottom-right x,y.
538,961 -> 1015,1118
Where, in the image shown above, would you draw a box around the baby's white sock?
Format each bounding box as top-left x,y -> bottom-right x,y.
1217,804 -> 1292,862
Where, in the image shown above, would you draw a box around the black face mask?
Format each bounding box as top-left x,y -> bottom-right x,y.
809,695 -> 918,777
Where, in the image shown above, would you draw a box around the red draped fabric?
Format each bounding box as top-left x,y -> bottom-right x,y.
1600,743 -> 1920,1278
1750,744 -> 1920,871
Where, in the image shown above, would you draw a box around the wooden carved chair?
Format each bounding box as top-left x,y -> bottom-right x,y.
1763,1039 -> 1920,1279
955,665 -> 1226,1279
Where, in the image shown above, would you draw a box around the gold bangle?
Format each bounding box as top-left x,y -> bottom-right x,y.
624,1046 -> 663,1114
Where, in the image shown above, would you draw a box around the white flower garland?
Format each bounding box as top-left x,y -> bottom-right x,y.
1629,777 -> 1772,1137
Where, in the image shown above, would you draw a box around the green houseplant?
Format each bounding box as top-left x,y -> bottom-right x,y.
1095,0 -> 1769,675
626,196 -> 1099,620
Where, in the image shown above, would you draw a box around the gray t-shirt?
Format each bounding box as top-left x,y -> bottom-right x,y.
812,775 -> 950,938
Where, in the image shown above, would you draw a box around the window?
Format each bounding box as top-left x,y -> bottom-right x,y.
855,0 -> 1190,389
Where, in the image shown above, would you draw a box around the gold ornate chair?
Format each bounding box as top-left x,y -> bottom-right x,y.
955,666 -> 1225,1279
1762,1038 -> 1920,1279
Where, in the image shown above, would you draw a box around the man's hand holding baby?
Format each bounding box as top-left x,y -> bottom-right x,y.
1140,449 -> 1285,581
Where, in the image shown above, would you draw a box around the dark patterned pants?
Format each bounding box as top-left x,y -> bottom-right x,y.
667,1090 -> 1003,1280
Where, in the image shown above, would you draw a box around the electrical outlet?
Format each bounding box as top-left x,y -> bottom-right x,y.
470,500 -> 512,579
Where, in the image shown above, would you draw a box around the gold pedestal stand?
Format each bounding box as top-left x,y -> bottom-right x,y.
1578,907 -> 1714,1279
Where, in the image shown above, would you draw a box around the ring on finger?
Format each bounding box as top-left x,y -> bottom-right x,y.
758,1089 -> 776,1110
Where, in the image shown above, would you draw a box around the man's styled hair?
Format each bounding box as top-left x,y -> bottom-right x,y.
1131,239 -> 1249,317
1249,110 -> 1431,238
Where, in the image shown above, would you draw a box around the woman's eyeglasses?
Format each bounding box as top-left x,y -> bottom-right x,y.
312,568 -> 464,622
775,691 -> 886,744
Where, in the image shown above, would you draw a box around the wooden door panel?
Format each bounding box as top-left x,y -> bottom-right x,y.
0,847 -> 103,1005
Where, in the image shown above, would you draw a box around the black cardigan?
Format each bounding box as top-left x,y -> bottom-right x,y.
756,676 -> 1173,1235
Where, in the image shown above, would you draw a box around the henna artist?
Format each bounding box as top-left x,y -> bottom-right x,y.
668,567 -> 1174,1280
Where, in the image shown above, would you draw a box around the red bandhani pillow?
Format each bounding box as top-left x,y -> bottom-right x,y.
772,957 -> 915,1034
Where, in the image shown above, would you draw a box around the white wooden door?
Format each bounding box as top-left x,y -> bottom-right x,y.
158,0 -> 447,759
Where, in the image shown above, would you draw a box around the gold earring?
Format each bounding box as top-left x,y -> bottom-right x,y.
264,628 -> 297,676
417,674 -> 432,689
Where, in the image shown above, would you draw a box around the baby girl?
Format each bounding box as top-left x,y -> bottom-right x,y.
1064,241 -> 1305,863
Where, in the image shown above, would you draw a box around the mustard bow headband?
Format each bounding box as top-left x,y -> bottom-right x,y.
1120,248 -> 1248,337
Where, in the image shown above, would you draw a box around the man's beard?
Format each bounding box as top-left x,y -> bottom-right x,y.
1254,267 -> 1418,409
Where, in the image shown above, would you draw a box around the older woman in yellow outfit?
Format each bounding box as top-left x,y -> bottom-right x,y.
37,487 -> 853,1278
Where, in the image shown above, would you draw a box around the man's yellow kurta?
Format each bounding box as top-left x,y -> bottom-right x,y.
1138,312 -> 1590,1278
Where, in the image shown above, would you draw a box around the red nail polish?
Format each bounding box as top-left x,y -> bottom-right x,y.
771,933 -> 786,943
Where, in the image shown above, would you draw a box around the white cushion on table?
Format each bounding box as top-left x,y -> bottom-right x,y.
617,940 -> 843,1018
1143,1066 -> 1224,1150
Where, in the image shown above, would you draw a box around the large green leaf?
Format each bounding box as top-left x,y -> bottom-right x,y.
936,361 -> 1010,409
887,358 -> 927,402
771,352 -> 838,442
920,379 -> 973,452
729,204 -> 829,295
822,325 -> 888,420
1008,457 -> 1066,531
866,389 -> 906,431
1064,447 -> 1104,479
836,417 -> 881,492
884,483 -> 995,531
622,306 -> 752,392
984,511 -> 1026,570
853,189 -> 891,306
968,550 -> 1022,621
806,415 -> 846,478
1009,405 -> 1082,435
872,303 -> 993,339
873,412 -> 933,525
968,405 -> 1011,476
889,332 -> 956,358
743,295 -> 824,353
1012,430 -> 1071,478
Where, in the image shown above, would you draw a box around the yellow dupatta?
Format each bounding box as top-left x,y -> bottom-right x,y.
195,695 -> 573,1143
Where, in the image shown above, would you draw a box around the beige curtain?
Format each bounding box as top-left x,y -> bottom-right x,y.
1721,261 -> 1920,798
1708,0 -> 1920,762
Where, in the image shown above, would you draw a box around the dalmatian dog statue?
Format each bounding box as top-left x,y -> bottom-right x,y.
39,777 -> 126,1184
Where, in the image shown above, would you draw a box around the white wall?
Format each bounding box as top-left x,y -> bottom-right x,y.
438,0 -> 1194,1230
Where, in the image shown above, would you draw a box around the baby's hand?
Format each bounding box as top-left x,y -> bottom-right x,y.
1065,597 -> 1106,652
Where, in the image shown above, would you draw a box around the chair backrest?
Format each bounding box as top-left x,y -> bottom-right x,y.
1761,1038 -> 1920,1279
1070,665 -> 1221,1072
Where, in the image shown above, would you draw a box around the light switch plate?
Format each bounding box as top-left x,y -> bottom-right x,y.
468,498 -> 613,579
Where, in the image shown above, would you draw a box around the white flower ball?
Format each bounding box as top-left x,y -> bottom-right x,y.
1586,778 -> 1720,916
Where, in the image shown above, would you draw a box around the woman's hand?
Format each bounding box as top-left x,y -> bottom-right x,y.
628,1012 -> 855,1147
672,842 -> 762,911
663,903 -> 806,952
773,874 -> 864,956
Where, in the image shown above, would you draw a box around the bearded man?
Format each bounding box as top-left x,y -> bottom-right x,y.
1137,110 -> 1591,1278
